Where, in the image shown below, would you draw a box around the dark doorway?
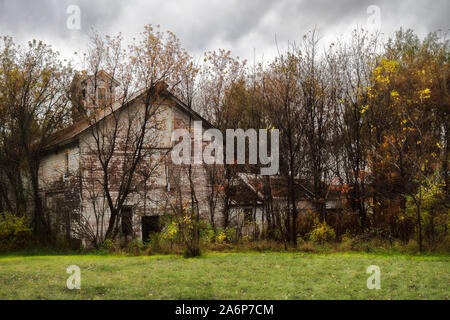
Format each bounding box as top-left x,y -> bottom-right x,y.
121,206 -> 133,237
141,216 -> 161,242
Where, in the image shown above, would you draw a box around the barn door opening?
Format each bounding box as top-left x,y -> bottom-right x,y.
141,216 -> 160,242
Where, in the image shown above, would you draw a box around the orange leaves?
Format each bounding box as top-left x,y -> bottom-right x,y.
330,183 -> 353,195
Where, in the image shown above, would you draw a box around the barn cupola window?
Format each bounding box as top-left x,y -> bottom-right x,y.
70,70 -> 119,121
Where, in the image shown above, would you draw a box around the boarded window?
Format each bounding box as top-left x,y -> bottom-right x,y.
98,87 -> 106,104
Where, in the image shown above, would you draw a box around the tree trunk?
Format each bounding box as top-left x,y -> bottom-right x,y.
31,175 -> 50,244
417,205 -> 423,253
289,179 -> 298,246
105,208 -> 118,240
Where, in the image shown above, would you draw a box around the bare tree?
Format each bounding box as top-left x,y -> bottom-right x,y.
73,26 -> 193,245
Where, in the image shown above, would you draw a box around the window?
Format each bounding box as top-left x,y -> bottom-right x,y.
165,164 -> 170,191
244,209 -> 255,223
121,206 -> 133,236
98,87 -> 106,104
64,152 -> 69,177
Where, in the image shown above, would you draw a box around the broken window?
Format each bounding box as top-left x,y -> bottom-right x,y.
244,209 -> 255,223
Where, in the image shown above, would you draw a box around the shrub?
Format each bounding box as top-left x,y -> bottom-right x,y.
298,241 -> 317,253
309,221 -> 335,244
100,238 -> 120,253
216,230 -> 227,244
297,209 -> 317,238
147,232 -> 162,253
0,212 -> 32,252
161,220 -> 180,243
199,222 -> 215,244
354,227 -> 394,245
126,239 -> 144,255
214,227 -> 236,244
224,227 -> 236,243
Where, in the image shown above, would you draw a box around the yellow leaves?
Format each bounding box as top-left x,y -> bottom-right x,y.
375,74 -> 388,84
418,88 -> 431,100
367,87 -> 376,99
373,58 -> 399,86
436,142 -> 441,149
390,90 -> 400,102
417,140 -> 421,145
381,58 -> 399,73
374,59 -> 398,74
374,66 -> 382,75
217,232 -> 227,243
359,105 -> 369,114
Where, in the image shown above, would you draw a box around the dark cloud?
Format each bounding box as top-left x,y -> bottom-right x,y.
0,0 -> 448,61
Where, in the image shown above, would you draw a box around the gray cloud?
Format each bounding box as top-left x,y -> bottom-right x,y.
0,0 -> 448,62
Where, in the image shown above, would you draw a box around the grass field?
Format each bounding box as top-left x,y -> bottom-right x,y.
0,252 -> 448,299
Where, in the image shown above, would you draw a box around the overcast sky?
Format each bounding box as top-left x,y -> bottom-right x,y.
0,0 -> 448,63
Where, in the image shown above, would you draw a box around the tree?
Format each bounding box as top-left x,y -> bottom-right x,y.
198,49 -> 247,229
329,30 -> 380,230
366,29 -> 447,251
0,36 -> 72,243
75,26 -> 194,245
262,43 -> 305,245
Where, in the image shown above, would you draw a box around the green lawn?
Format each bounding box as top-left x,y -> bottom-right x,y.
0,252 -> 448,299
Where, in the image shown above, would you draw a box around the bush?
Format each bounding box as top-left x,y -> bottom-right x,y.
199,222 -> 215,244
297,209 -> 317,238
354,227 -> 394,245
216,230 -> 227,244
309,221 -> 335,244
100,238 -> 120,253
147,232 -> 162,253
214,227 -> 236,244
0,212 -> 32,252
126,239 -> 144,255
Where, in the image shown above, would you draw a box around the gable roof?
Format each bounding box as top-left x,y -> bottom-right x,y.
44,84 -> 213,152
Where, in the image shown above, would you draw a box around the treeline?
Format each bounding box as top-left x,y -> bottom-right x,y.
195,29 -> 448,252
0,27 -> 448,252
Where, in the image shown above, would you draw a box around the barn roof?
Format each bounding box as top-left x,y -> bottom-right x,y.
44,83 -> 213,152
